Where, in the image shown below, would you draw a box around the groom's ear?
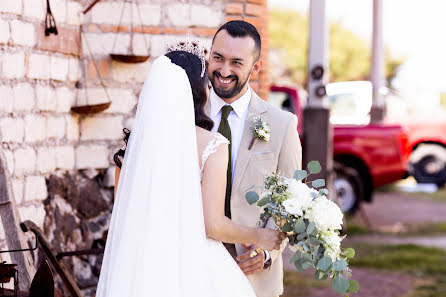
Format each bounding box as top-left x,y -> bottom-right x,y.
251,59 -> 263,76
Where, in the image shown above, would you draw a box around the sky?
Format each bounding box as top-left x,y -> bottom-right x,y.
268,0 -> 446,106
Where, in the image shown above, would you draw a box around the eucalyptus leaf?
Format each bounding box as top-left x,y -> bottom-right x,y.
332,275 -> 350,295
258,196 -> 270,207
306,222 -> 316,234
314,270 -> 329,281
302,243 -> 309,252
295,258 -> 312,272
333,259 -> 348,271
343,248 -> 355,259
296,233 -> 307,241
245,191 -> 259,205
317,256 -> 332,272
289,251 -> 302,263
307,160 -> 322,174
294,170 -> 308,181
282,222 -> 293,232
294,218 -> 307,234
309,237 -> 322,245
348,279 -> 360,293
302,261 -> 313,270
312,179 -> 326,188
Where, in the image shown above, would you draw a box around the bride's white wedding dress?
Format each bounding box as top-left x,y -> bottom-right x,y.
96,56 -> 256,297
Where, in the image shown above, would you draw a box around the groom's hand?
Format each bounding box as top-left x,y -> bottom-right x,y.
236,244 -> 265,276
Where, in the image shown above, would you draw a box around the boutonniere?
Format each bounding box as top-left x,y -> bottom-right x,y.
249,115 -> 270,150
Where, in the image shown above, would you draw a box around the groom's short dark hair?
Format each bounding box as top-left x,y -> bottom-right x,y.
213,20 -> 261,61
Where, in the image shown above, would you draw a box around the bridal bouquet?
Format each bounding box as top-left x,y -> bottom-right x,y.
245,161 -> 359,296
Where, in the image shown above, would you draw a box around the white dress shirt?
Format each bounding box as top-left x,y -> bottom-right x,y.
210,86 -> 251,180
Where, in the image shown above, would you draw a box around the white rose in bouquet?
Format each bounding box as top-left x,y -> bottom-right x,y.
320,231 -> 342,261
284,179 -> 314,211
305,196 -> 344,231
282,198 -> 303,216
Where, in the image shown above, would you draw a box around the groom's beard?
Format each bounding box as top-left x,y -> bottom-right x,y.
210,71 -> 250,99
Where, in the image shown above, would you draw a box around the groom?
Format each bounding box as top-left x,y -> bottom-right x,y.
206,21 -> 302,297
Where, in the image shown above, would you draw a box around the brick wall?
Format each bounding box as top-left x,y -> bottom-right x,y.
0,0 -> 269,294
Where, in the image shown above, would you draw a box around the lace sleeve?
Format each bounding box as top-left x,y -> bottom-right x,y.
200,133 -> 230,180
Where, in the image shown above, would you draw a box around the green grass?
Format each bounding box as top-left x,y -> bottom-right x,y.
349,243 -> 446,297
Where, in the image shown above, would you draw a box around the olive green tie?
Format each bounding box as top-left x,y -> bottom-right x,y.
218,105 -> 233,219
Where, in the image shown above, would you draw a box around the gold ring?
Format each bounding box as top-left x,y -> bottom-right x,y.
249,247 -> 263,258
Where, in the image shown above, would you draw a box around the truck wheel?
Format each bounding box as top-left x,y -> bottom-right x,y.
410,144 -> 446,186
334,166 -> 364,215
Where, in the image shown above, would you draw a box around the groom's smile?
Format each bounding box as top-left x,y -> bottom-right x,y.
209,29 -> 262,103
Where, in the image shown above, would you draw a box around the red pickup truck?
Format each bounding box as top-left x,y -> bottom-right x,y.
269,86 -> 410,214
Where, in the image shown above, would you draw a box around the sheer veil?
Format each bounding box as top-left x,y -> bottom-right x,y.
96,56 -> 211,296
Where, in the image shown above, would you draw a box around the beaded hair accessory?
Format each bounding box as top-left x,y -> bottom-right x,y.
167,35 -> 206,77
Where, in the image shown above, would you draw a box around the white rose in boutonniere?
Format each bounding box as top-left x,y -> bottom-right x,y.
249,115 -> 270,150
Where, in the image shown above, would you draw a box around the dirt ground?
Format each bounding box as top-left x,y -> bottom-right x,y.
282,190 -> 446,297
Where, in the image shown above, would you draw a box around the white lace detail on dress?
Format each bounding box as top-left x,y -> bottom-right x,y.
200,133 -> 230,181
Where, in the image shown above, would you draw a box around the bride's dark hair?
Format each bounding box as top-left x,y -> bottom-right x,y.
114,51 -> 214,168
165,50 -> 214,131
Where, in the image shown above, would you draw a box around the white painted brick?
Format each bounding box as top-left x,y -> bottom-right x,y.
132,34 -> 150,56
66,1 -> 83,26
65,114 -> 79,141
105,88 -> 138,113
24,114 -> 46,142
24,176 -> 48,201
46,117 -> 65,139
150,35 -> 181,58
36,85 -> 57,112
0,85 -> 14,113
138,4 -> 161,26
12,178 -> 24,203
18,204 -> 46,229
50,56 -> 69,81
23,0 -> 46,20
28,53 -> 50,80
51,0 -> 66,24
82,33 -> 130,55
13,83 -> 35,112
1,52 -> 25,79
10,20 -> 36,47
125,117 -> 134,130
37,147 -> 56,173
76,145 -> 109,169
14,147 -> 36,175
1,0 -> 23,15
56,87 -> 75,112
191,4 -> 223,28
111,59 -> 150,83
68,57 -> 81,82
90,2 -> 122,25
0,19 -> 10,44
4,150 -> 14,175
55,146 -> 75,170
0,118 -> 24,143
166,4 -> 190,27
80,116 -> 123,140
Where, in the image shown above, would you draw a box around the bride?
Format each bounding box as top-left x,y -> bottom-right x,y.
96,45 -> 283,296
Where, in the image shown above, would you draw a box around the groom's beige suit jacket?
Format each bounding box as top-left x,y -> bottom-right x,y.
206,90 -> 302,297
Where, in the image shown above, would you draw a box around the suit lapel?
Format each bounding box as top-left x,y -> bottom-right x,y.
231,91 -> 267,196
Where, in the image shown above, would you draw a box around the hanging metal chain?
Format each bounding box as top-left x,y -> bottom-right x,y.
45,0 -> 58,36
111,0 -> 127,54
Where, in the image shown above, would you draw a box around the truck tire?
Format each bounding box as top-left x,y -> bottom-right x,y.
410,144 -> 446,186
334,166 -> 364,215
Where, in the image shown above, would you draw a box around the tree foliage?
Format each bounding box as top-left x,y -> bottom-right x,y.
269,8 -> 405,88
